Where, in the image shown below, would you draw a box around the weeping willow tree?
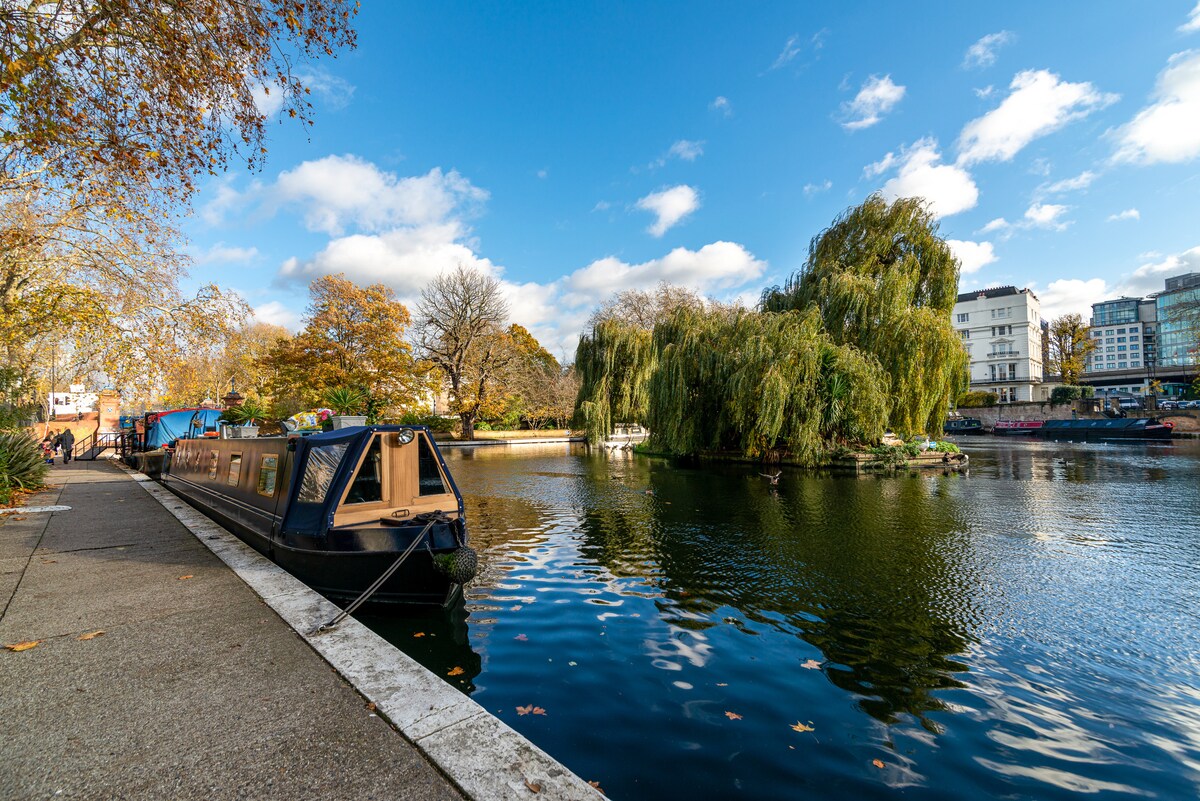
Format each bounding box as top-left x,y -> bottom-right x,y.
648,307 -> 890,464
574,319 -> 656,444
761,194 -> 968,436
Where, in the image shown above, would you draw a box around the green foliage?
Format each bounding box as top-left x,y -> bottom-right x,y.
324,386 -> 368,416
932,441 -> 960,453
0,368 -> 38,429
0,430 -> 48,504
220,398 -> 268,425
574,319 -> 656,445
956,390 -> 999,408
761,194 -> 968,436
647,307 -> 890,465
1050,386 -> 1084,405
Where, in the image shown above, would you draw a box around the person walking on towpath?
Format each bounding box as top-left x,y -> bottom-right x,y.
58,427 -> 75,464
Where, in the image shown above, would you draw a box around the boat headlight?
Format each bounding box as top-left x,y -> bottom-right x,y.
395,427 -> 415,445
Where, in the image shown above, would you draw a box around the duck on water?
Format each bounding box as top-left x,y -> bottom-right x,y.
151,425 -> 476,607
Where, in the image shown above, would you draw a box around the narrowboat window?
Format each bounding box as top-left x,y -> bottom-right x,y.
297,443 -> 348,503
345,437 -> 383,504
208,450 -> 219,480
257,455 -> 279,497
417,435 -> 448,496
227,453 -> 242,486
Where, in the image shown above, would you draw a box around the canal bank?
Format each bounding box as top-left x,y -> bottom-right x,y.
0,461 -> 601,800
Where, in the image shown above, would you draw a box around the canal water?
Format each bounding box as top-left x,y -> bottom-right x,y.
362,439 -> 1200,800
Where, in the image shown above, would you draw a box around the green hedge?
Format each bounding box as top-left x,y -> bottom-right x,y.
1050,385 -> 1094,405
956,391 -> 999,408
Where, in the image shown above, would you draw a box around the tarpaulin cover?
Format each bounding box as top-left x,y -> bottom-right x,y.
146,409 -> 224,448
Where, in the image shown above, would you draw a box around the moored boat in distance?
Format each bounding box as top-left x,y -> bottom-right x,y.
1038,418 -> 1174,442
944,417 -> 984,435
162,425 -> 475,606
991,420 -> 1044,436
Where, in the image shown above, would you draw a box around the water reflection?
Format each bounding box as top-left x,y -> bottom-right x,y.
364,439 -> 1200,800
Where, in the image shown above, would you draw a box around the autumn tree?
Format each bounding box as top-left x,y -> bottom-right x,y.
416,266 -> 513,436
266,275 -> 427,419
501,324 -> 569,429
0,1 -> 356,405
587,282 -> 703,330
1046,313 -> 1096,384
161,321 -> 292,409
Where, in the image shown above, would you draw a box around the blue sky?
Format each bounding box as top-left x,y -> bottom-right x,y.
187,1 -> 1200,357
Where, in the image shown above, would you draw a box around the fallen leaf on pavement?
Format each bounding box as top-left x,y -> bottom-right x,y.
872,759 -> 885,769
4,640 -> 40,652
725,711 -> 742,720
177,575 -> 193,580
366,702 -> 376,711
448,666 -> 465,676
12,516 -> 26,520
801,659 -> 822,669
524,779 -> 541,793
77,630 -> 105,641
40,559 -> 56,564
791,721 -> 815,732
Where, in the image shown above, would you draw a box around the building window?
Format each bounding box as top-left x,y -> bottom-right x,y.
1117,345 -> 1126,352
992,308 -> 1010,319
1118,362 -> 1127,368
1105,338 -> 1115,345
1116,328 -> 1126,334
1131,361 -> 1141,367
1131,344 -> 1140,351
957,312 -> 969,323
1117,336 -> 1126,343
1129,335 -> 1139,341
959,329 -> 970,339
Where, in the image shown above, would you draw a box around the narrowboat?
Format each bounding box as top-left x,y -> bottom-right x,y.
991,420 -> 1044,436
163,425 -> 475,606
1037,418 -> 1174,442
944,417 -> 984,435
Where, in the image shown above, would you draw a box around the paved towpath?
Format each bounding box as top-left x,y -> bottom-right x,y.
0,460 -> 464,800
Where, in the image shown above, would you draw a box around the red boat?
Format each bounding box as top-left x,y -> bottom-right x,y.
991,420 -> 1044,436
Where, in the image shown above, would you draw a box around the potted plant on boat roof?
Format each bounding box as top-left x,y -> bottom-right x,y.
219,398 -> 266,438
324,387 -> 369,430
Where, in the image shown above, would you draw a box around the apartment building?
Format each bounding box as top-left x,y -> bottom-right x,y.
953,287 -> 1045,402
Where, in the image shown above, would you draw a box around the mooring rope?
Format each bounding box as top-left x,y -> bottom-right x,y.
311,514 -> 444,635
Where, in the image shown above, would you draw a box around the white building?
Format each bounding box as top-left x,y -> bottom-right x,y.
49,384 -> 98,420
953,287 -> 1046,403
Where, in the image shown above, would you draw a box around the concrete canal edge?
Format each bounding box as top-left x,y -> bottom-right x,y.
114,462 -> 605,801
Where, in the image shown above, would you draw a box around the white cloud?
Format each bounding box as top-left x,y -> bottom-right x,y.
863,151 -> 897,179
769,34 -> 804,70
1182,3 -> 1200,33
1123,246 -> 1200,295
709,96 -> 732,117
252,301 -> 301,331
946,239 -> 997,274
980,217 -> 1010,233
200,175 -> 256,226
278,221 -> 498,297
974,85 -> 994,99
298,68 -> 355,110
272,156 -> 488,235
636,185 -> 700,237
840,75 -> 906,130
1112,50 -> 1200,165
563,242 -> 766,306
536,168 -> 548,179
1041,170 -> 1097,194
803,179 -> 832,197
1023,202 -> 1070,229
251,83 -> 284,117
873,138 -> 979,218
963,31 -> 1015,70
195,243 -> 259,264
1107,208 -> 1140,222
957,69 -> 1118,165
1039,278 -> 1111,320
669,140 -> 704,161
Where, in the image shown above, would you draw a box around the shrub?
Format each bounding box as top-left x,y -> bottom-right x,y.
956,391 -> 998,408
933,441 -> 960,453
392,412 -> 457,432
0,430 -> 49,505
1049,385 -> 1097,405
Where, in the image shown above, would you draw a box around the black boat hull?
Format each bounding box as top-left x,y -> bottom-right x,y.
1037,419 -> 1174,442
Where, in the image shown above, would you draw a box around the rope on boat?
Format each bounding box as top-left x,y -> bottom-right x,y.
310,513 -> 446,635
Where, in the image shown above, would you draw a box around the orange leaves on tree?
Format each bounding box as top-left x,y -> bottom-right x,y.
77,630 -> 105,641
516,705 -> 546,716
724,711 -> 742,721
4,640 -> 41,652
447,666 -> 464,677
